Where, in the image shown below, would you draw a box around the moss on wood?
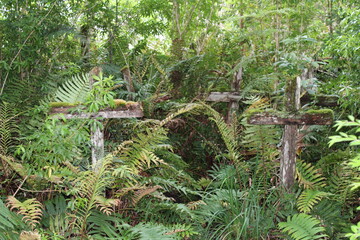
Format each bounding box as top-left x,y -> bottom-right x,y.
305,109 -> 334,119
49,102 -> 79,107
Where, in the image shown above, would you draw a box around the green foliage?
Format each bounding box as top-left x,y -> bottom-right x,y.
195,164 -> 280,240
41,195 -> 70,238
86,72 -> 116,112
0,102 -> 19,155
0,0 -> 359,238
278,213 -> 327,240
0,101 -> 19,177
346,221 -> 360,240
329,116 -> 360,240
17,117 -> 89,170
242,97 -> 280,172
131,223 -> 175,240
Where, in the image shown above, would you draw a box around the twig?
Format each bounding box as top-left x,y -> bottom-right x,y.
18,187 -> 62,193
13,175 -> 28,197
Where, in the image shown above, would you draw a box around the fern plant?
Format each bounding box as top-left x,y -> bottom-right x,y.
242,97 -> 280,186
53,73 -> 90,104
114,104 -> 201,176
296,159 -> 326,189
6,196 -> 43,229
203,104 -> 240,163
0,102 -> 19,175
0,199 -> 28,240
70,154 -> 117,238
278,213 -> 328,240
297,189 -> 330,214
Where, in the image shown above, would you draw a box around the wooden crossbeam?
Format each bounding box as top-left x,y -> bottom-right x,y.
301,94 -> 339,107
206,92 -> 242,102
248,111 -> 333,125
51,103 -> 143,119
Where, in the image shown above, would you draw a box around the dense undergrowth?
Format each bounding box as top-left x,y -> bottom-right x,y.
0,0 -> 360,239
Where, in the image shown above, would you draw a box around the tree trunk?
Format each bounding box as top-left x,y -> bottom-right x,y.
121,66 -> 135,95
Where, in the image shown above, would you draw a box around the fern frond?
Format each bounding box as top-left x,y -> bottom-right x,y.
132,185 -> 162,206
159,103 -> 202,127
19,231 -> 41,240
296,160 -> 326,189
72,154 -> 114,235
203,104 -> 239,163
149,176 -> 202,197
0,102 -> 19,175
54,73 -> 90,103
0,199 -> 28,238
94,196 -> 120,215
6,196 -> 43,229
131,223 -> 175,240
143,201 -> 195,223
243,97 -> 271,113
187,200 -> 206,210
297,189 -> 330,213
0,102 -> 19,154
164,223 -> 199,238
278,213 -> 327,240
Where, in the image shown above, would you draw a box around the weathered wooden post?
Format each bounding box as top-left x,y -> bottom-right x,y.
206,66 -> 243,124
248,75 -> 333,189
281,76 -> 301,189
51,102 -> 143,171
50,68 -> 143,171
